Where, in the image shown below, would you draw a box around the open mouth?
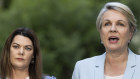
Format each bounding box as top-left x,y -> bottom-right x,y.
108,36 -> 119,43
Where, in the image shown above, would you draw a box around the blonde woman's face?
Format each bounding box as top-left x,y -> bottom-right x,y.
100,10 -> 133,52
10,35 -> 34,70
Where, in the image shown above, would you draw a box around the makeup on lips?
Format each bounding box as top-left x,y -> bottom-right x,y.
16,58 -> 24,61
108,36 -> 119,44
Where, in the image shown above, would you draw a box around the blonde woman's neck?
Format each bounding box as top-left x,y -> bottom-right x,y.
104,47 -> 128,76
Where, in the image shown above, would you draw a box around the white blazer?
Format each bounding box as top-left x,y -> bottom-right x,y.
72,49 -> 140,79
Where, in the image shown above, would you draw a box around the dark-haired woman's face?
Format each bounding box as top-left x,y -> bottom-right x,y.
10,35 -> 34,70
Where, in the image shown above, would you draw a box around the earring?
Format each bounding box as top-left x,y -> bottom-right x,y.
101,41 -> 103,44
31,59 -> 34,64
128,40 -> 130,43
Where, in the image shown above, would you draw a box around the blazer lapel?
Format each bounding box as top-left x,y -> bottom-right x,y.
94,49 -> 136,79
94,53 -> 106,79
123,49 -> 136,79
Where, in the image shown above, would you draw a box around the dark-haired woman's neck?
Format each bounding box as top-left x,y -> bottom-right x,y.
12,67 -> 29,79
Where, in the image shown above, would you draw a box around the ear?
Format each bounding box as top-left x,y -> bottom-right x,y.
129,27 -> 135,40
129,31 -> 133,41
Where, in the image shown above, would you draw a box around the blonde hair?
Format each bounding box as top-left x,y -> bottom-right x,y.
96,2 -> 137,34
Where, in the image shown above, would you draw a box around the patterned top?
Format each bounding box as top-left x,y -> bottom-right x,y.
4,76 -> 57,79
43,76 -> 56,79
5,76 -> 56,79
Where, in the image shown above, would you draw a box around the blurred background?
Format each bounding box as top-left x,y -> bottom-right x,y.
0,0 -> 140,79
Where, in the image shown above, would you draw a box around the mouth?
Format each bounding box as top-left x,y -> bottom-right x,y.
16,58 -> 24,61
108,36 -> 119,43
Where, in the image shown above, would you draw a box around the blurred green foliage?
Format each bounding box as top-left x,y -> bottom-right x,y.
0,0 -> 140,79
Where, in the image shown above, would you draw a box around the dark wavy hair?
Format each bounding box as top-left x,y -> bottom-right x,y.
0,27 -> 42,79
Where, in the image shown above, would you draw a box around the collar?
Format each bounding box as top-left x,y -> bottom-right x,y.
94,48 -> 136,79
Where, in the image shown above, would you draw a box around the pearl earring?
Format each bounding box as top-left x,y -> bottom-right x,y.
101,41 -> 103,44
31,59 -> 34,64
128,40 -> 130,43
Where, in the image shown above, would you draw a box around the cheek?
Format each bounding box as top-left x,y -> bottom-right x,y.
26,51 -> 34,61
10,48 -> 15,58
10,48 -> 16,64
122,30 -> 132,40
100,31 -> 107,41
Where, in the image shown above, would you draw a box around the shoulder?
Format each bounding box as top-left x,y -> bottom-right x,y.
135,53 -> 140,58
129,49 -> 140,60
75,53 -> 105,69
76,56 -> 97,66
72,53 -> 105,79
76,53 -> 105,66
43,76 -> 56,79
135,53 -> 140,63
128,49 -> 140,64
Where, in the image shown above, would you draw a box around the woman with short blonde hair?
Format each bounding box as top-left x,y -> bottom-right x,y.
72,2 -> 140,79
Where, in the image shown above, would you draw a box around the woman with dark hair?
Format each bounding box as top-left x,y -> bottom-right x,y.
0,27 -> 56,79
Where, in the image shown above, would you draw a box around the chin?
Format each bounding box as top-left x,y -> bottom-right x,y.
16,66 -> 27,70
12,63 -> 25,69
106,46 -> 121,52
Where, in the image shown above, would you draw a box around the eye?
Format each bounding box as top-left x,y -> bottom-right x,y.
25,47 -> 32,51
12,45 -> 19,49
117,23 -> 124,26
104,22 -> 111,26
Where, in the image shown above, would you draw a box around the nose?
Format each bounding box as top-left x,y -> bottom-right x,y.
19,47 -> 24,55
110,24 -> 117,32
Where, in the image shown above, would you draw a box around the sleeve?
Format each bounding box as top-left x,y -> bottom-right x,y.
72,61 -> 80,79
44,76 -> 56,79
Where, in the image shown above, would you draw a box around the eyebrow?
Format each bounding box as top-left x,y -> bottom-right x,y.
12,42 -> 33,47
103,19 -> 127,23
12,43 -> 19,45
118,20 -> 127,23
103,19 -> 109,21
